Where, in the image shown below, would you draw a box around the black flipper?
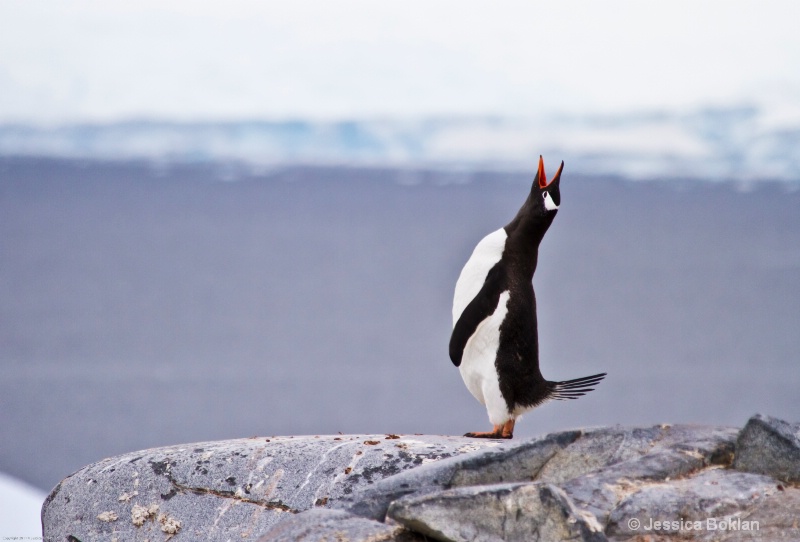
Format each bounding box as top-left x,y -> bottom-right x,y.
449,262 -> 507,367
547,373 -> 607,400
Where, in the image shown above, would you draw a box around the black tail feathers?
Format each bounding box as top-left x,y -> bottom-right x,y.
548,372 -> 607,401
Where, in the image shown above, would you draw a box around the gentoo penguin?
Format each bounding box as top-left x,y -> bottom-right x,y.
450,156 -> 606,439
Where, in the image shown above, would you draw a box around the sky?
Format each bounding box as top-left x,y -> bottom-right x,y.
1,0 -> 799,125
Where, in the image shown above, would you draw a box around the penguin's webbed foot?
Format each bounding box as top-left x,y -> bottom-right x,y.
464,420 -> 515,439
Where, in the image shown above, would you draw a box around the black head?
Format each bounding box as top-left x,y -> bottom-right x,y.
535,155 -> 562,213
505,156 -> 564,239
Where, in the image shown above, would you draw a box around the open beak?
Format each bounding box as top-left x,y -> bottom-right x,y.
537,155 -> 547,188
536,156 -> 564,189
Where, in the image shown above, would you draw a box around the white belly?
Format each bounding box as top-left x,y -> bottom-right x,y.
452,228 -> 507,323
458,291 -> 511,425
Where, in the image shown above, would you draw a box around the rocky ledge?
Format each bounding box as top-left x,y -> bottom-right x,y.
43,414 -> 800,542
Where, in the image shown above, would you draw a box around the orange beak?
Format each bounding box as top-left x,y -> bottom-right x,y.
537,155 -> 547,188
537,155 -> 564,189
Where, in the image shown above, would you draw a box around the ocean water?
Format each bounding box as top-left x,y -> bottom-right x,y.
1,157 -> 799,494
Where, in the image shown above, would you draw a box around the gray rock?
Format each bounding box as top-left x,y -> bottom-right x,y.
376,424 -> 741,542
343,429 -> 581,521
734,414 -> 800,483
42,418 -> 800,542
725,487 -> 800,542
256,508 -> 425,541
606,469 -> 785,539
345,424 -> 738,524
535,424 -> 734,484
42,434 -> 495,542
560,425 -> 738,523
388,482 -> 606,542
532,425 -> 659,485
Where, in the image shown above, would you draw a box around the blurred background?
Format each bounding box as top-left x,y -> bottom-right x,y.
1,1 -> 799,536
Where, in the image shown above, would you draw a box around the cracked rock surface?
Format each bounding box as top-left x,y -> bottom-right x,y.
256,508 -> 427,542
341,417 -> 798,542
43,415 -> 800,542
42,434 -> 497,542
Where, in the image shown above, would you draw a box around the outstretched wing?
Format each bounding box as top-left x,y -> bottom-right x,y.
449,262 -> 507,366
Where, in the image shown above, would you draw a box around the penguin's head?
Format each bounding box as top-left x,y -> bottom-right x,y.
533,155 -> 562,215
505,156 -> 564,240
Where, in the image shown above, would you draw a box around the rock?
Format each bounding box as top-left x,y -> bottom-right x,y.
606,469 -> 783,540
734,414 -> 800,483
388,482 -> 606,542
731,487 -> 800,541
344,424 -> 738,524
256,508 -> 425,541
559,425 -> 738,524
382,425 -> 741,542
42,434 -> 496,542
341,429 -> 581,521
42,417 -> 800,542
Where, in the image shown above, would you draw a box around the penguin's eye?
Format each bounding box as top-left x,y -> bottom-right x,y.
542,191 -> 559,211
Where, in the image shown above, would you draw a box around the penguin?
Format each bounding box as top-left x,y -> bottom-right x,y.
450,156 -> 606,439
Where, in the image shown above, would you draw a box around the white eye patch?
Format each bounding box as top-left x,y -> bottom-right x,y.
543,191 -> 559,211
